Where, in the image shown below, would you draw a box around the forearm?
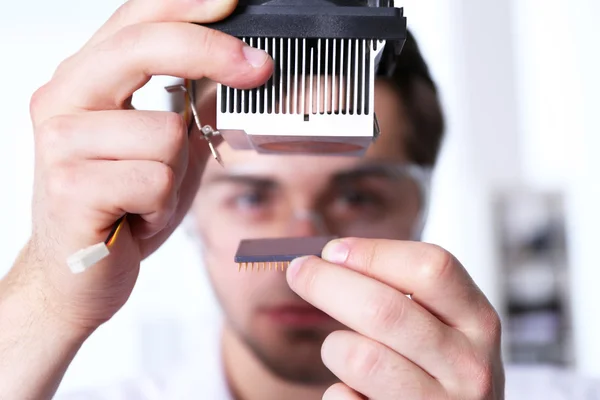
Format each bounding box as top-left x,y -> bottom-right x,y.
0,252 -> 89,400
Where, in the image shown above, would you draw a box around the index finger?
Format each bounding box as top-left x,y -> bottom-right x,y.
82,0 -> 239,49
320,238 -> 500,339
32,23 -> 273,126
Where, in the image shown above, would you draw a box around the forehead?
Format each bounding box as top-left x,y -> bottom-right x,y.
197,79 -> 410,179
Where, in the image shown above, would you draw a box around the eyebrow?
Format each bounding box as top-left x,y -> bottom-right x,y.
204,163 -> 401,189
204,174 -> 278,188
331,164 -> 402,184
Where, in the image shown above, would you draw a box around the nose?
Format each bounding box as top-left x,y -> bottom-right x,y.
286,210 -> 330,237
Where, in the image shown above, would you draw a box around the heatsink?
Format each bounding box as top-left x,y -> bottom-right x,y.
204,0 -> 407,156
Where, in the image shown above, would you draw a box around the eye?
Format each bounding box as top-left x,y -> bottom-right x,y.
233,189 -> 271,210
325,188 -> 386,224
336,189 -> 382,208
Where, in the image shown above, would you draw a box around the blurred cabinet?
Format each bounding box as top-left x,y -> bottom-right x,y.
493,190 -> 573,366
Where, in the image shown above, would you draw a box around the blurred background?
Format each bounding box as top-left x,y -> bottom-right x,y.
1,0 -> 598,393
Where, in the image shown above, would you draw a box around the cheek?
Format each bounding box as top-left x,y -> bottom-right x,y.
197,220 -> 268,318
209,263 -> 252,307
198,224 -> 241,292
202,237 -> 257,324
202,225 -> 239,265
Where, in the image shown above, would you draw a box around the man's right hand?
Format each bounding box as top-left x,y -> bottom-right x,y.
0,0 -> 272,397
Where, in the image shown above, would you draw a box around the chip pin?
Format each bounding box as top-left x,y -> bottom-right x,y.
236,260 -> 303,272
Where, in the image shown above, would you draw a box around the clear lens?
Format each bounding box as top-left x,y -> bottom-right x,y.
211,163 -> 430,241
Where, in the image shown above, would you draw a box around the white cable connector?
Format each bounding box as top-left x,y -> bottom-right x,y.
67,242 -> 110,274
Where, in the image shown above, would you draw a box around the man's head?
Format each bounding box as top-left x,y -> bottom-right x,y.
189,30 -> 444,385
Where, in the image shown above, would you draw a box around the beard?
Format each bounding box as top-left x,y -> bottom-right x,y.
231,322 -> 338,385
208,277 -> 340,385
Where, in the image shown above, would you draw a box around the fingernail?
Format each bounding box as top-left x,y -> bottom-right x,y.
287,256 -> 309,282
322,240 -> 349,264
243,45 -> 269,68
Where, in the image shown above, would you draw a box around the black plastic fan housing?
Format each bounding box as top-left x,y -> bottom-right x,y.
203,0 -> 406,41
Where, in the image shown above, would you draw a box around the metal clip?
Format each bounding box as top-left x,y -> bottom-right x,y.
165,84 -> 223,166
373,113 -> 381,142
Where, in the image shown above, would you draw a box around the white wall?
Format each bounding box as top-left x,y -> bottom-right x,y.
511,0 -> 600,376
1,0 -> 599,391
412,0 -> 600,376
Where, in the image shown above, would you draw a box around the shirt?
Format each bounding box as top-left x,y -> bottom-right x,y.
55,327 -> 600,400
55,322 -> 232,400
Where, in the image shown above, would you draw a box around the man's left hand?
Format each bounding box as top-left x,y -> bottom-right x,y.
286,238 -> 504,400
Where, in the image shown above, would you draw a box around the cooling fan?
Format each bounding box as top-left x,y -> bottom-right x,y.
204,0 -> 407,156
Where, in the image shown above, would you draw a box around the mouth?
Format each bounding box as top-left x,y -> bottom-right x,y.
260,303 -> 334,327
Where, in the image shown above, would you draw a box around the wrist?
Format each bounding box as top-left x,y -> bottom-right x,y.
0,253 -> 91,399
1,278 -> 92,349
2,245 -> 96,344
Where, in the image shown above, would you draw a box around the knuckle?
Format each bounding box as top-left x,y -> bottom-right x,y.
295,257 -> 320,295
346,238 -> 394,277
111,0 -> 136,25
360,240 -> 380,276
468,361 -> 495,399
29,84 -> 53,121
45,165 -> 78,200
427,323 -> 453,356
148,164 -> 178,214
163,112 -> 187,153
198,27 -> 221,57
36,116 -> 73,150
485,307 -> 502,333
342,238 -> 381,276
450,349 -> 496,400
418,244 -> 455,282
365,292 -> 403,332
110,23 -> 145,53
152,164 -> 176,201
345,339 -> 382,378
53,53 -> 78,79
480,307 -> 502,345
443,337 -> 474,379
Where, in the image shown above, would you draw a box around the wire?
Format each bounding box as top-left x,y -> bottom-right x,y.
105,215 -> 126,247
101,79 -> 195,250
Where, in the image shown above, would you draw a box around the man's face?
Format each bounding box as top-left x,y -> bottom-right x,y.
190,80 -> 426,384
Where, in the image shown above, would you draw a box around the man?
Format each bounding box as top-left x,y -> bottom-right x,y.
0,0 -> 507,398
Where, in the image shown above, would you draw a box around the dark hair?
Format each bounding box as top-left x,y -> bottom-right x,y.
378,30 -> 445,167
299,30 -> 445,166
